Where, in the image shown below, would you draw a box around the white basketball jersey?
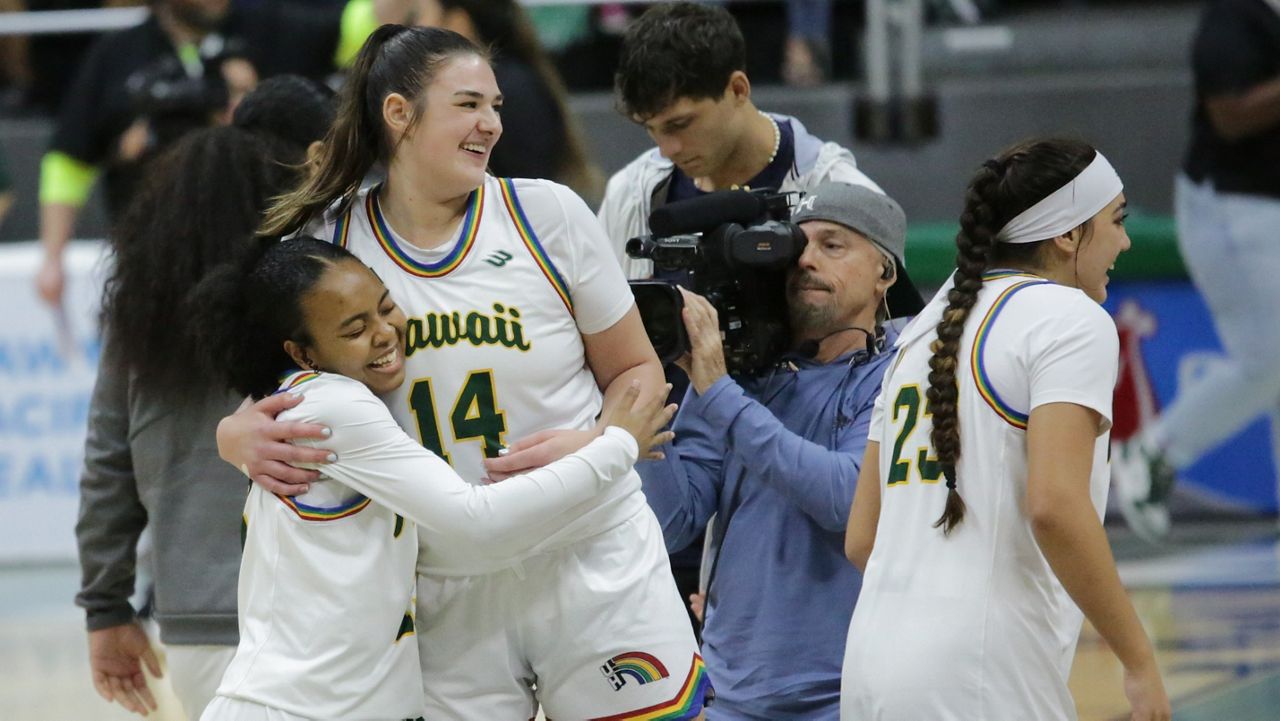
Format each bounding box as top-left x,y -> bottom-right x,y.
322,176 -> 644,574
216,372 -> 422,720
843,272 -> 1119,721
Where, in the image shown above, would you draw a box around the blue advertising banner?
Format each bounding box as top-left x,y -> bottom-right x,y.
0,242 -> 105,562
1105,281 -> 1277,514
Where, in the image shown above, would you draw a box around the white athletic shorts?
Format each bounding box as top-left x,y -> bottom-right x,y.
165,643 -> 236,719
415,508 -> 711,720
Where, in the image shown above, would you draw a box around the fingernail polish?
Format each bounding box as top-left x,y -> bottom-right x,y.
321,427 -> 332,437
326,453 -> 337,463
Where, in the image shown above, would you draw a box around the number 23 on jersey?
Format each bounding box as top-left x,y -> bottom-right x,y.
887,384 -> 942,486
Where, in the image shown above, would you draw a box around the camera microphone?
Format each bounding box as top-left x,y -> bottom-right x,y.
796,326 -> 877,360
648,190 -> 770,237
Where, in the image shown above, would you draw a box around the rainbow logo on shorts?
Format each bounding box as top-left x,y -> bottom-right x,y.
592,654 -> 711,721
600,652 -> 669,690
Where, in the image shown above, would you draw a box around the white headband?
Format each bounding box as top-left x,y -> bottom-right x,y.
995,152 -> 1124,244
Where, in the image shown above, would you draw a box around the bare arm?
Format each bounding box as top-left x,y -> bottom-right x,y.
482,306 -> 665,478
1204,75 -> 1280,141
844,441 -> 882,570
36,203 -> 79,306
1026,403 -> 1170,721
586,305 -> 666,421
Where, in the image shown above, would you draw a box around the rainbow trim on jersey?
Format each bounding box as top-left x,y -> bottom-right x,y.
498,178 -> 574,316
970,278 -> 1053,430
982,268 -> 1043,282
368,184 -> 483,277
271,370 -> 371,521
332,206 -> 351,248
277,370 -> 320,393
592,655 -> 710,721
275,493 -> 371,522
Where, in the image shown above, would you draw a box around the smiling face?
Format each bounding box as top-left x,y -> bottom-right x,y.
388,53 -> 502,199
1068,193 -> 1130,303
287,260 -> 409,395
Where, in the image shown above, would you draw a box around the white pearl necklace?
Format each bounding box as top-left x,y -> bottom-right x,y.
762,111 -> 780,165
694,112 -> 781,192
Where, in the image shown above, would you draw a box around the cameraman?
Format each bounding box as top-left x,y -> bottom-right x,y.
637,182 -> 923,720
34,0 -> 368,308
600,2 -> 881,280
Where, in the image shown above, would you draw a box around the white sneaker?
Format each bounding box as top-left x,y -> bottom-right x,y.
1112,435 -> 1176,544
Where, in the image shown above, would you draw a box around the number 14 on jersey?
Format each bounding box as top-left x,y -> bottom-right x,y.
408,370 -> 508,465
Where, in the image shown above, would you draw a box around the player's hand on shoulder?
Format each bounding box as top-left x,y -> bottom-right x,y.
216,392 -> 332,496
603,380 -> 677,461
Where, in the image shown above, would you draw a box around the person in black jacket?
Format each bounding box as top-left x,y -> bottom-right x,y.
34,0 -> 352,308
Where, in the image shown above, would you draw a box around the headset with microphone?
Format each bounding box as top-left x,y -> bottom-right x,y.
794,260 -> 894,359
795,326 -> 880,360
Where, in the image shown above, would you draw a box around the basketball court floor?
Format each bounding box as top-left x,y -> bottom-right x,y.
3,520 -> 1277,720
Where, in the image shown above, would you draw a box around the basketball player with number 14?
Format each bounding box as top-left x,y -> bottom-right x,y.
219,25 -> 708,721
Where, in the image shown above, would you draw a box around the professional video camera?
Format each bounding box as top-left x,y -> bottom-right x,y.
627,188 -> 806,376
124,39 -> 245,148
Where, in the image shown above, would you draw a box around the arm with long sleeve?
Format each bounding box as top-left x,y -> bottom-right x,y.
290,377 -> 638,560
688,374 -> 868,532
75,335 -> 147,631
636,385 -> 728,551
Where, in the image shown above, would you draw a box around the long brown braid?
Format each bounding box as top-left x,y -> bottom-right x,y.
926,138 -> 1099,534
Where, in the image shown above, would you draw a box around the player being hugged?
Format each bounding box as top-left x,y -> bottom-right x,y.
840,138 -> 1171,721
217,25 -> 708,720
192,237 -> 675,721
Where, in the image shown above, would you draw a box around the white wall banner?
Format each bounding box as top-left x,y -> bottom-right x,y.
0,241 -> 108,563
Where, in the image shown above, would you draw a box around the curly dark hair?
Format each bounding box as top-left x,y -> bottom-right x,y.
188,237 -> 360,399
99,125 -> 306,393
927,137 -> 1098,535
614,2 -> 746,120
232,74 -> 337,149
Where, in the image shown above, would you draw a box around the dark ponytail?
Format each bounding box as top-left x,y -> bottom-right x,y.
188,238 -> 361,399
927,137 -> 1099,535
260,25 -> 487,236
